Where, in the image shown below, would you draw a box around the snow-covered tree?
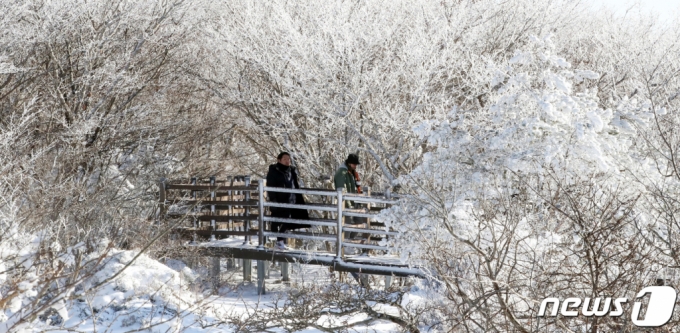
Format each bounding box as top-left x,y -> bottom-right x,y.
2,0 -> 680,331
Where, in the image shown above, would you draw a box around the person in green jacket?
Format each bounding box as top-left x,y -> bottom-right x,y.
334,153 -> 360,197
334,153 -> 368,261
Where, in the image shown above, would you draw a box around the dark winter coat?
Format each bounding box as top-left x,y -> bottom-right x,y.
265,163 -> 310,223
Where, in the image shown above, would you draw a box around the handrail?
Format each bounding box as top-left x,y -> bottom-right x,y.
263,231 -> 336,242
262,216 -> 336,227
263,202 -> 338,212
164,176 -> 399,262
342,243 -> 388,251
263,186 -> 339,197
342,227 -> 398,236
262,186 -> 397,202
343,211 -> 380,218
342,195 -> 397,204
166,184 -> 257,191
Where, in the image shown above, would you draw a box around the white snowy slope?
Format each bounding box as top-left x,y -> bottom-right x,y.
1,230 -> 409,332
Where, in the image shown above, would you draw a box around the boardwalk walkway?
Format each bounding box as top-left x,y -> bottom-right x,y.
159,176 -> 423,293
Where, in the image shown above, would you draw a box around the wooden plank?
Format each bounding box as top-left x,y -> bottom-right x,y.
187,246 -> 425,278
343,195 -> 397,205
263,216 -> 336,227
214,191 -> 253,197
165,184 -> 257,191
196,215 -> 259,222
264,202 -> 337,212
166,213 -> 257,221
343,211 -> 379,218
346,235 -> 385,241
342,242 -> 389,251
343,227 -> 398,236
198,180 -> 228,183
170,200 -> 259,207
174,228 -> 258,237
167,214 -> 257,222
264,186 -> 338,197
263,231 -> 337,242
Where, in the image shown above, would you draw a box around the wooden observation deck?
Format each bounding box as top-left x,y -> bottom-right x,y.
159,176 -> 423,294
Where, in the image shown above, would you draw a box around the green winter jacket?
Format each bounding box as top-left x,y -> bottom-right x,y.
334,163 -> 357,194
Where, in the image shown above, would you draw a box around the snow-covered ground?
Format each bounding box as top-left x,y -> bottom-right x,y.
2,240 -> 405,333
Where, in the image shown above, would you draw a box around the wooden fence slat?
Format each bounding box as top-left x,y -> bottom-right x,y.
263,231 -> 337,242
174,228 -> 259,237
166,214 -> 259,221
170,200 -> 259,207
165,184 -> 257,191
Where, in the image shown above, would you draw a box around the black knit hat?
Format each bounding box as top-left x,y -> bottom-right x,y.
346,153 -> 360,165
277,152 -> 290,160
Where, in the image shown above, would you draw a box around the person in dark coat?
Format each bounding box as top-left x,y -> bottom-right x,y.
266,152 -> 311,250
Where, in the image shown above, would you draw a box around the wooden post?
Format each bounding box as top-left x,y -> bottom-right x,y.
360,274 -> 369,288
244,176 -> 251,245
243,259 -> 252,282
258,179 -> 265,249
210,176 -> 216,242
235,176 -> 243,228
323,177 -> 333,253
211,257 -> 220,293
243,177 -> 254,275
336,189 -> 344,261
282,262 -> 290,282
255,178 -> 266,287
191,177 -> 198,229
257,260 -> 266,295
228,176 -> 234,237
190,177 -> 198,244
158,177 -> 167,224
159,178 -> 167,204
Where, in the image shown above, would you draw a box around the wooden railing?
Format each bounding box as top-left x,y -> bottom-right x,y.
159,176 -> 398,261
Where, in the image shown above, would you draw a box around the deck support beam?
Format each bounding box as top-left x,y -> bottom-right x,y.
281,262 -> 290,282
243,259 -> 252,281
211,257 -> 220,293
187,246 -> 425,278
257,260 -> 266,295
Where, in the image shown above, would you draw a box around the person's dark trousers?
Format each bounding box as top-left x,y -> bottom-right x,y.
270,208 -> 311,244
270,209 -> 292,243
